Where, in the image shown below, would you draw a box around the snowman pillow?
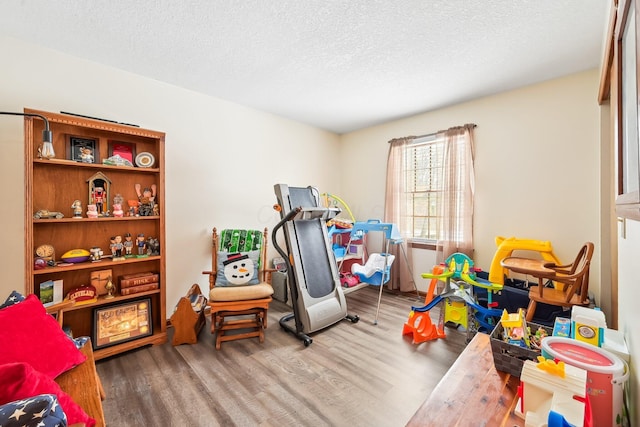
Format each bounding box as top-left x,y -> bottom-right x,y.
216,251 -> 260,286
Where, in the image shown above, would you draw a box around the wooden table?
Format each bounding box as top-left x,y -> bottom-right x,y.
407,333 -> 523,427
56,341 -> 106,427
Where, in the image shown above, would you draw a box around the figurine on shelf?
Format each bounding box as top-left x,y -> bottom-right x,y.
71,200 -> 83,218
127,200 -> 138,217
135,183 -> 157,216
112,235 -> 125,261
109,236 -> 116,256
93,186 -> 105,216
87,172 -> 111,216
89,247 -> 103,261
147,237 -> 160,256
104,276 -> 115,299
86,204 -> 98,218
79,147 -> 94,163
136,233 -> 147,257
124,233 -> 134,257
112,203 -> 124,218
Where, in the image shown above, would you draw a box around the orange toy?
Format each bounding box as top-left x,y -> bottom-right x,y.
402,265 -> 446,343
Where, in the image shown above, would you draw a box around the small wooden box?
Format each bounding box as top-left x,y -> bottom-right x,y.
169,284 -> 207,346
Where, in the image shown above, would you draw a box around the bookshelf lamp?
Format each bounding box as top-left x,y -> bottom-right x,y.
0,111 -> 55,158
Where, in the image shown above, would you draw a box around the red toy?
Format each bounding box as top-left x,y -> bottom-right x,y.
339,272 -> 359,288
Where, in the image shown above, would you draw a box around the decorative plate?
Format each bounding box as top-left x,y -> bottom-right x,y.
135,152 -> 155,168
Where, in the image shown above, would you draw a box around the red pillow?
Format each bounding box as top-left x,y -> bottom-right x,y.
0,294 -> 86,378
0,362 -> 96,426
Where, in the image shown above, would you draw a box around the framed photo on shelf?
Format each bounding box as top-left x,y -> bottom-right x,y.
108,141 -> 136,165
66,135 -> 98,163
93,298 -> 152,350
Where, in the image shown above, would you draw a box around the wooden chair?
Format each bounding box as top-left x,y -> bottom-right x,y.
44,299 -> 75,328
202,228 -> 274,349
44,299 -> 107,402
525,242 -> 594,322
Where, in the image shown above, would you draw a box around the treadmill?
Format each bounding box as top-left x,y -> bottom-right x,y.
272,184 -> 359,346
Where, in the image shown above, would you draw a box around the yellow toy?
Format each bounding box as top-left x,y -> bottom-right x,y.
500,309 -> 531,348
321,192 -> 356,223
536,355 -> 566,378
488,236 -> 562,285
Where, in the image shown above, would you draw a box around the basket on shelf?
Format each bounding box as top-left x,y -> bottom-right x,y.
489,321 -> 553,378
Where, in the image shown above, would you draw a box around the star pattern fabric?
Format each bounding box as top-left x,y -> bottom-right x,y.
0,393 -> 67,426
0,290 -> 25,309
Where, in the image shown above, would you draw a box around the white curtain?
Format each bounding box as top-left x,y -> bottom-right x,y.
435,124 -> 476,263
384,137 -> 416,292
384,125 -> 476,290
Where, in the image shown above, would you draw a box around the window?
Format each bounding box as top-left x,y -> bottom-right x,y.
404,135 -> 444,241
386,124 -> 475,260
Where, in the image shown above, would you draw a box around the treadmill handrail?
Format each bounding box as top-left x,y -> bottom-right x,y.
291,206 -> 340,221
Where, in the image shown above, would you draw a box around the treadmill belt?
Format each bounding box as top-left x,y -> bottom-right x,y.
294,219 -> 334,298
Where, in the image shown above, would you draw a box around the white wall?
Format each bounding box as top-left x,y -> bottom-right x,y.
0,36 -> 340,313
617,219 -> 640,421
339,70 -> 607,303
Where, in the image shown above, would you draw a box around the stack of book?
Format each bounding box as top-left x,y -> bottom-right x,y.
119,272 -> 159,296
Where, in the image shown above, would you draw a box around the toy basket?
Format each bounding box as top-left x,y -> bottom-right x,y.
489,321 -> 553,378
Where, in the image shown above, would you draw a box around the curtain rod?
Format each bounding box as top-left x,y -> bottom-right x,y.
389,123 -> 477,142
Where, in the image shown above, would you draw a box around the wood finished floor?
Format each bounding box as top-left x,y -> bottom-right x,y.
96,287 -> 467,427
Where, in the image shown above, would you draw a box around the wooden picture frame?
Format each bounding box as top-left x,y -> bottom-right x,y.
108,141 -> 136,165
616,0 -> 640,219
93,298 -> 152,350
66,135 -> 98,163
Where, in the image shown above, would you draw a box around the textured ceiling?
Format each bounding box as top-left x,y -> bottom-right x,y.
0,1 -> 610,134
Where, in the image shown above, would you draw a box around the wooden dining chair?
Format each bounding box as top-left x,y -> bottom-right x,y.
525,242 -> 594,322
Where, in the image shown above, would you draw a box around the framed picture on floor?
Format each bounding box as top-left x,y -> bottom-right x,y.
93,298 -> 152,350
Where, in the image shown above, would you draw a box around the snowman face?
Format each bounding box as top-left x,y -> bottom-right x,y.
223,254 -> 255,285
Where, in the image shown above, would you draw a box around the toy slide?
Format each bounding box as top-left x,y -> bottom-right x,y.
460,272 -> 503,293
402,266 -> 447,343
460,271 -> 502,306
488,236 -> 562,285
411,294 -> 446,313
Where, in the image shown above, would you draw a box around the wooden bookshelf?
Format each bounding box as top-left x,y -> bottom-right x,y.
24,109 -> 167,360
